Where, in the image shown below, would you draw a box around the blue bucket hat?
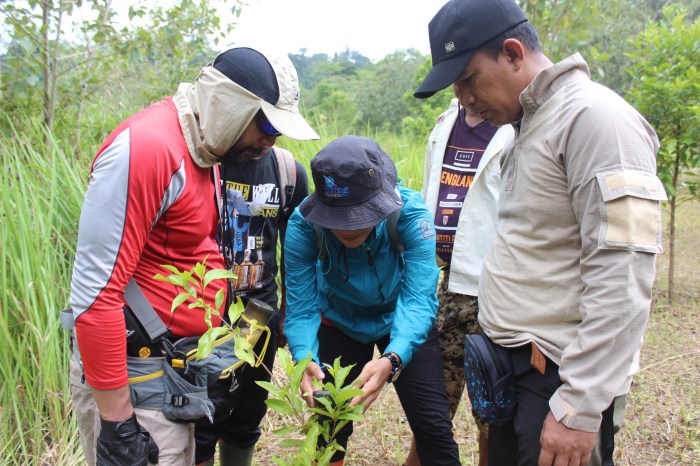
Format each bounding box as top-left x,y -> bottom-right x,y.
299,136 -> 403,230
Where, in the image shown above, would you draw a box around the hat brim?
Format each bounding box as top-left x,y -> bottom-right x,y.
299,188 -> 403,231
414,51 -> 475,99
260,101 -> 319,140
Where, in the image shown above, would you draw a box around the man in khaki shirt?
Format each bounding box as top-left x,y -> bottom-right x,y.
415,1 -> 666,465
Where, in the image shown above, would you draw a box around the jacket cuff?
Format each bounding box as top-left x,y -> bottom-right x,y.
385,338 -> 412,367
549,390 -> 602,432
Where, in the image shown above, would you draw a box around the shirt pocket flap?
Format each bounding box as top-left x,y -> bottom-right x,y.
595,165 -> 667,203
595,165 -> 667,253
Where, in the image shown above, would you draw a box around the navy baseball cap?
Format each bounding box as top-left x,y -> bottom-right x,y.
299,136 -> 403,230
415,0 -> 528,99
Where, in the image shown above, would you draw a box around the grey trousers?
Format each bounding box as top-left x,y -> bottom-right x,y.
69,352 -> 195,466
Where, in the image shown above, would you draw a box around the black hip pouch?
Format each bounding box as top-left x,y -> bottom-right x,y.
124,305 -> 163,358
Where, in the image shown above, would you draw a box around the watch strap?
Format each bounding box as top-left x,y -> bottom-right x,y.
381,352 -> 402,383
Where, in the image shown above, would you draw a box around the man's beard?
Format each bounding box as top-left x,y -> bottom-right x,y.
220,144 -> 266,164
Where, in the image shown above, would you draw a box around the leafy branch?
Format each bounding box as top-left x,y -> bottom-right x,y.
154,258 -> 365,465
153,256 -> 254,364
258,353 -> 365,466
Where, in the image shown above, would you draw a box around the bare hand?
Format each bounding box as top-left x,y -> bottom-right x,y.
538,411 -> 597,466
349,357 -> 392,411
300,361 -> 325,407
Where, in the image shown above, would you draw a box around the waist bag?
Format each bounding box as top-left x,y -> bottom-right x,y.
127,329 -> 254,425
464,332 -> 516,425
121,279 -> 273,426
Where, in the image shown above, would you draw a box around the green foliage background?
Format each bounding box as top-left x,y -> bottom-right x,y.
0,0 -> 699,464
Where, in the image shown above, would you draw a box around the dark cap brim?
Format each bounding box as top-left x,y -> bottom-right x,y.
414,50 -> 475,99
299,189 -> 403,231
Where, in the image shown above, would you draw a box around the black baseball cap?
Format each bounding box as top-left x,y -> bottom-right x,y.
213,47 -> 319,140
414,0 -> 528,99
299,136 -> 403,230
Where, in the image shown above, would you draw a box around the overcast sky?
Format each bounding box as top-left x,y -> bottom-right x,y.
228,0 -> 448,61
54,1 -> 448,62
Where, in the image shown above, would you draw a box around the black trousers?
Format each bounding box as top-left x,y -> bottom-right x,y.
488,347 -> 620,466
318,324 -> 461,466
194,312 -> 280,463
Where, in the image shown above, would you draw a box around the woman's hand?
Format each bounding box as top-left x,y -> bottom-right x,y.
300,361 -> 326,407
349,357 -> 392,411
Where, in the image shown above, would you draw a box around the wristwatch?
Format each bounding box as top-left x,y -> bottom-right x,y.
380,352 -> 402,383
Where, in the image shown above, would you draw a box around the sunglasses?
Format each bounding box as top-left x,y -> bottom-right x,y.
255,112 -> 282,137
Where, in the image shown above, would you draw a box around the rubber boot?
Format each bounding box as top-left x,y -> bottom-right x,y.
329,460 -> 344,466
219,442 -> 255,466
197,459 -> 214,466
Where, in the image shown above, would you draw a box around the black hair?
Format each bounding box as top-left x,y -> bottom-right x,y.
478,22 -> 542,59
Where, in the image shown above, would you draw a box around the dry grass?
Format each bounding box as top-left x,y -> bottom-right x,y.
615,201 -> 700,466
254,202 -> 700,465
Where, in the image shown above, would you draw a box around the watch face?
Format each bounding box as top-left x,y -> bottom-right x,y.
389,367 -> 401,383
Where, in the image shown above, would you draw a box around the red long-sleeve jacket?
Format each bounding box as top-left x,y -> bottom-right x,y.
70,97 -> 226,390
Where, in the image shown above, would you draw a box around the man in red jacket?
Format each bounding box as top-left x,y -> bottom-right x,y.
69,46 -> 318,466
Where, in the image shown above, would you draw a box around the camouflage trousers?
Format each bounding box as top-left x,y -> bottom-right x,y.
436,267 -> 489,436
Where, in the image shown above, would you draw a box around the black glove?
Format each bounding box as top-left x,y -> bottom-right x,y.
96,413 -> 159,466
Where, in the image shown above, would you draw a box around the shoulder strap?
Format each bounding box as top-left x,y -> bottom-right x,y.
123,278 -> 169,342
386,208 -> 404,254
272,146 -> 297,216
314,224 -> 328,261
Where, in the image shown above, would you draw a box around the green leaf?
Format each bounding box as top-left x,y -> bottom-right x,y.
255,380 -> 285,399
171,291 -> 192,312
330,357 -> 354,387
291,356 -> 311,385
276,348 -> 295,376
233,335 -> 255,365
210,326 -> 228,341
196,330 -> 214,360
264,398 -> 296,415
204,268 -> 235,288
279,439 -> 305,448
271,425 -> 299,436
227,296 -> 245,323
194,261 -> 206,280
338,412 -> 364,422
152,272 -> 188,289
215,289 -> 225,312
159,264 -> 181,274
335,387 -> 364,404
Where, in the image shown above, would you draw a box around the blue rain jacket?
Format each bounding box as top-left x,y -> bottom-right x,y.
284,186 -> 439,367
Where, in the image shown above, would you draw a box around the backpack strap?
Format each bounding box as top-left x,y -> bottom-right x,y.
272,146 -> 297,216
314,224 -> 328,261
386,208 -> 404,254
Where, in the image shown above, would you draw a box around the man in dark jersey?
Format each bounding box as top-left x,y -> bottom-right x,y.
195,140 -> 309,465
405,90 -> 513,466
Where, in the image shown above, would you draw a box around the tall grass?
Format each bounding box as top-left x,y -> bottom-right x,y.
278,121 -> 429,193
1,121 -> 89,465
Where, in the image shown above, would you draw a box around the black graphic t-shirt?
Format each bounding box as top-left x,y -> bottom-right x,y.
435,108 -> 498,263
220,149 -> 309,307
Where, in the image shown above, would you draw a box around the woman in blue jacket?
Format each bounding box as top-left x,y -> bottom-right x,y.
284,135 -> 461,466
